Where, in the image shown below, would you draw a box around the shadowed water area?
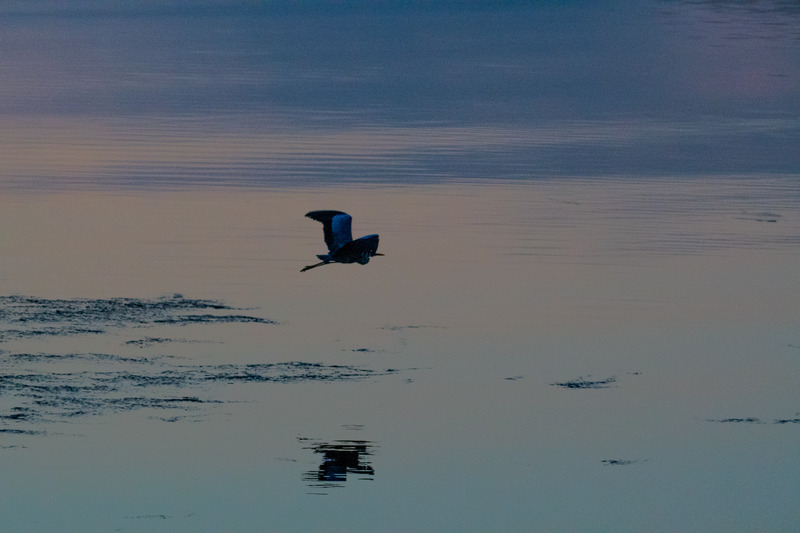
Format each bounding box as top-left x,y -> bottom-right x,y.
0,295 -> 397,431
1,1 -> 799,531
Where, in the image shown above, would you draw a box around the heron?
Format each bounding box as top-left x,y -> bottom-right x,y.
301,210 -> 383,272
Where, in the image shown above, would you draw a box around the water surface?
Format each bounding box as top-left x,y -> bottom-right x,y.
1,2 -> 799,531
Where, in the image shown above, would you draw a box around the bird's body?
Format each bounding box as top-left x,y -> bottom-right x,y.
301,211 -> 383,272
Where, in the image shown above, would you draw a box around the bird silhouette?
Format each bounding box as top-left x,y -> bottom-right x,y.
301,211 -> 383,272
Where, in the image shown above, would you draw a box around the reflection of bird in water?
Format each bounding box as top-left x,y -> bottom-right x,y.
316,444 -> 375,482
302,440 -> 375,486
301,210 -> 383,272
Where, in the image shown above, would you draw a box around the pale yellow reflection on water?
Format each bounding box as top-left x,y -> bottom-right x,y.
1,178 -> 799,531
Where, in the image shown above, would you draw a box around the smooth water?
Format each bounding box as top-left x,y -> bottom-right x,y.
1,2 -> 799,532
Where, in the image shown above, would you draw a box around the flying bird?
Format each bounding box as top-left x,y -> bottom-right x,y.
301,210 -> 383,272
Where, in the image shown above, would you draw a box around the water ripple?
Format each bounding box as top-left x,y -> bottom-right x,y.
0,295 -> 395,437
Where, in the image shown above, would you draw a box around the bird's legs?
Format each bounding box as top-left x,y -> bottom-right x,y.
300,261 -> 330,273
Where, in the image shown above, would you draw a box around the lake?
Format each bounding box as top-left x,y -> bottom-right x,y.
1,2 -> 799,531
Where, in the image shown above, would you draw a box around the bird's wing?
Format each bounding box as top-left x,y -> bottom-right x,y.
357,234 -> 379,255
333,234 -> 379,262
306,210 -> 353,253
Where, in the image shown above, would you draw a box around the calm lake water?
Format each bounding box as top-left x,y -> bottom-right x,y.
1,2 -> 799,531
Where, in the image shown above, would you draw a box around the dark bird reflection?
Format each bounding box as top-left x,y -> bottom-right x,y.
300,439 -> 376,492
301,211 -> 383,272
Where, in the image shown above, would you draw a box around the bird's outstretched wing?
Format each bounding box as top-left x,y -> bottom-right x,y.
335,234 -> 379,262
306,210 -> 353,254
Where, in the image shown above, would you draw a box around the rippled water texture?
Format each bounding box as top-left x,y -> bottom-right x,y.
1,2 -> 799,531
1,1 -> 799,189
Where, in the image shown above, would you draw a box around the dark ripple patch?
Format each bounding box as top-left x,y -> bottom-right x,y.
735,211 -> 781,223
707,417 -> 764,424
380,325 -> 447,331
346,348 -> 385,354
0,295 -> 398,440
0,327 -> 106,342
1,354 -> 395,433
0,294 -> 227,323
602,459 -> 647,466
154,314 -> 276,325
0,428 -> 42,435
707,414 -> 800,425
7,352 -> 152,364
126,337 -> 173,347
551,376 -> 617,389
125,336 -> 218,348
0,294 -> 275,341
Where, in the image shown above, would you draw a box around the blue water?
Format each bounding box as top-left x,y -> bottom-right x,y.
2,1 -> 799,189
1,2 -> 799,531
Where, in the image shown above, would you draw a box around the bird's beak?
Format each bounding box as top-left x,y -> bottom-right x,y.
374,253 -> 385,256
